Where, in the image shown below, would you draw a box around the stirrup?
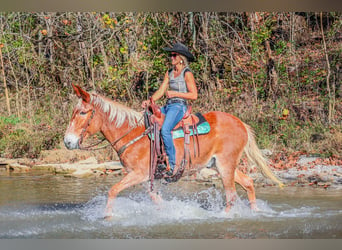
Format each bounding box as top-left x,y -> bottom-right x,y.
165,167 -> 174,176
164,164 -> 178,177
157,163 -> 167,172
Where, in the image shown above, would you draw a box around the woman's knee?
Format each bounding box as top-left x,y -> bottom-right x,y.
161,126 -> 171,137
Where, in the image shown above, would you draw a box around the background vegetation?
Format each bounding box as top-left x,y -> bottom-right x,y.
0,12 -> 341,160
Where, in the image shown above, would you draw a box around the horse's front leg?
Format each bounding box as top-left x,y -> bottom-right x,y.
105,170 -> 148,220
148,190 -> 163,206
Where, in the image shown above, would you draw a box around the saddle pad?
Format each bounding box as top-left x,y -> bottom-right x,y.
172,113 -> 210,139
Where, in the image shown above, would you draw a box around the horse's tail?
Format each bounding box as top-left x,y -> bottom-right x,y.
243,123 -> 284,188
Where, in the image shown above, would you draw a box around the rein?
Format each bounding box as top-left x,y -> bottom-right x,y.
78,108 -> 149,156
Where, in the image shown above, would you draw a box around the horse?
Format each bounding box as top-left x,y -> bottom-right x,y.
64,84 -> 283,219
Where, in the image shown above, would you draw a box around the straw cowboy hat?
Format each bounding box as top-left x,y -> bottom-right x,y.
163,42 -> 195,62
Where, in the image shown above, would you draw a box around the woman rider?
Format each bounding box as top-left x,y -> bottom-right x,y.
142,42 -> 198,176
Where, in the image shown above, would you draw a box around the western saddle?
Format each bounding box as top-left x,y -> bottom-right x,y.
145,98 -> 200,190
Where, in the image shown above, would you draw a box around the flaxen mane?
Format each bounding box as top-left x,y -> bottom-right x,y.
90,93 -> 144,128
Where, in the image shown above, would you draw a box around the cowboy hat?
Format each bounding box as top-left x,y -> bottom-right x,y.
163,42 -> 195,62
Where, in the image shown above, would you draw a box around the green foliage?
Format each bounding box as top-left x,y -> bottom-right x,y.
274,40 -> 288,55
0,12 -> 341,158
0,113 -> 62,158
0,115 -> 23,126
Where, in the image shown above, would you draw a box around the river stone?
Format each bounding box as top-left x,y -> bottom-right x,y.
260,149 -> 273,157
101,161 -> 123,170
6,163 -> 30,172
297,156 -> 319,166
78,157 -> 98,164
72,168 -> 94,178
199,168 -> 218,180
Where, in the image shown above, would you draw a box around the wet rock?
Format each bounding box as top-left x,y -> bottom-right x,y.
335,178 -> 342,185
93,169 -> 106,177
32,159 -> 123,176
261,149 -> 273,157
38,148 -> 118,164
317,173 -> 331,182
248,173 -> 266,184
78,157 -> 98,165
0,158 -> 31,172
278,172 -> 297,181
6,163 -> 30,172
101,161 -> 123,170
297,156 -> 319,166
297,174 -> 307,184
72,169 -> 95,178
333,172 -> 342,177
106,169 -> 123,176
308,175 -> 319,183
197,168 -> 218,181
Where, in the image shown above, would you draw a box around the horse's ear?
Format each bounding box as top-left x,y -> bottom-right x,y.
78,87 -> 91,103
72,83 -> 81,98
72,83 -> 91,103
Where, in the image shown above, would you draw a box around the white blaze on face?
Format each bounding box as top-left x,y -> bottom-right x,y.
64,103 -> 82,149
64,133 -> 80,149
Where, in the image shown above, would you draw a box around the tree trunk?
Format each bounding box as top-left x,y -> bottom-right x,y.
320,12 -> 334,123
265,40 -> 279,99
0,44 -> 11,115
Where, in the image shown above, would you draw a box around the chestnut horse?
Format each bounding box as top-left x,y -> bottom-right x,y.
64,84 -> 283,219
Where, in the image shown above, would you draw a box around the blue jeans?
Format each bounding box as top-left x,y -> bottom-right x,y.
160,103 -> 187,169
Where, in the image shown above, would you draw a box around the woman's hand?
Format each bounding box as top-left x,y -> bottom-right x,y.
166,91 -> 177,99
141,100 -> 151,108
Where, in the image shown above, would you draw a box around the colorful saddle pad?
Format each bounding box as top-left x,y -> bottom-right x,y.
172,113 -> 210,139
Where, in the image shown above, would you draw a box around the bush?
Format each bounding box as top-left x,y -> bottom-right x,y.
0,115 -> 62,158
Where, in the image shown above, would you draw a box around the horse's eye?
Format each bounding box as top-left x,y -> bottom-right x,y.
80,111 -> 87,115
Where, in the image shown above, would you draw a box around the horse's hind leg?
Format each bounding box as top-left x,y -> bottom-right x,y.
215,157 -> 238,213
234,169 -> 258,211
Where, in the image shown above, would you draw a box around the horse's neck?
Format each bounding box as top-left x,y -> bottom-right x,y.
100,113 -> 145,151
91,96 -> 145,150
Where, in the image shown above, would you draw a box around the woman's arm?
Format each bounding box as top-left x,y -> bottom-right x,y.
167,71 -> 198,100
142,71 -> 169,108
151,71 -> 169,101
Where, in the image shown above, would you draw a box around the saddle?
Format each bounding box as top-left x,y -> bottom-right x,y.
149,101 -> 200,130
145,99 -> 201,190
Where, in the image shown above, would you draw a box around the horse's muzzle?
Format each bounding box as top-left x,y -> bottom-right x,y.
64,133 -> 80,150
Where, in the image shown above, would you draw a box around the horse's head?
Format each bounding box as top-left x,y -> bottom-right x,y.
64,84 -> 101,150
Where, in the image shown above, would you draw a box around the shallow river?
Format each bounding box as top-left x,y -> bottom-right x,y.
0,170 -> 341,239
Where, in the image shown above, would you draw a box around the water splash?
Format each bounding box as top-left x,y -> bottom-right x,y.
0,187 -> 341,238
78,188 -> 279,226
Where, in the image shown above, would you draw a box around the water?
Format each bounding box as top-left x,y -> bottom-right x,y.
0,170 -> 341,239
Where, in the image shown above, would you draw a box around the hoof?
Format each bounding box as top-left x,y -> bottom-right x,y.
225,206 -> 231,213
251,206 -> 260,212
104,215 -> 113,221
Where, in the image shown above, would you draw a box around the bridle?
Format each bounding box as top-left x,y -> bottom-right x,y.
77,107 -> 151,157
78,109 -> 97,148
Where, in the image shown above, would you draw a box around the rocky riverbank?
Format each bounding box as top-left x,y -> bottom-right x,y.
1,149 -> 341,189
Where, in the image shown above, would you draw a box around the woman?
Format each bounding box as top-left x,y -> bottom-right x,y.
142,42 -> 198,176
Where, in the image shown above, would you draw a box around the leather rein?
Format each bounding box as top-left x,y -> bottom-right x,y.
78,108 -> 150,157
